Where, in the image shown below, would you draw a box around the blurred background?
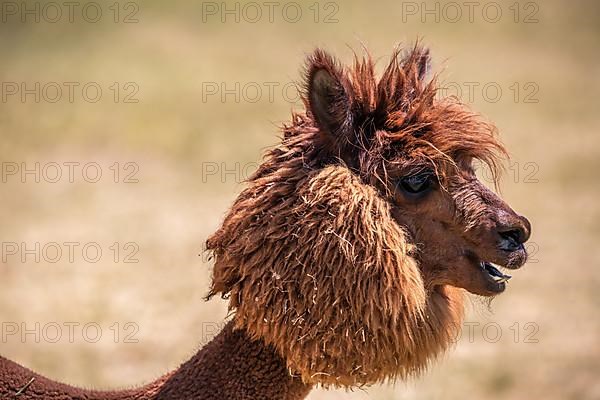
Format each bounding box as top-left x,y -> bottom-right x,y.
0,0 -> 598,399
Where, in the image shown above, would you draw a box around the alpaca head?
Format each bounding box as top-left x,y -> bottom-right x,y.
206,45 -> 531,387
305,45 -> 531,297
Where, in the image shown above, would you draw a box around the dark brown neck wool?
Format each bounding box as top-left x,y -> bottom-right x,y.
0,321 -> 310,399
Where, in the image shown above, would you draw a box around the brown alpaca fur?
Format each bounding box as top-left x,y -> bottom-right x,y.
207,162 -> 464,386
0,44 -> 531,398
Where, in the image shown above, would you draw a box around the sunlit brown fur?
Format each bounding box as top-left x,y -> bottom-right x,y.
208,158 -> 464,386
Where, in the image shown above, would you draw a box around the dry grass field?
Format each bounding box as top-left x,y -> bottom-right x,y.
1,0 -> 599,399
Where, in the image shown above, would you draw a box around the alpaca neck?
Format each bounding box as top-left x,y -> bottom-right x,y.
0,321 -> 312,400
152,320 -> 311,399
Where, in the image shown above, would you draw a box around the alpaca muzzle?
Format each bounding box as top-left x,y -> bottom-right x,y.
474,216 -> 531,294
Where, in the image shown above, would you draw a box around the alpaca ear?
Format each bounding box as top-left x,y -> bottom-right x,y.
306,49 -> 353,137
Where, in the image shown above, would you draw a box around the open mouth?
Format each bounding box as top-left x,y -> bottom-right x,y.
480,261 -> 512,293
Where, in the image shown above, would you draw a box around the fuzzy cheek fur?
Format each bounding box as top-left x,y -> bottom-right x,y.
207,165 -> 464,387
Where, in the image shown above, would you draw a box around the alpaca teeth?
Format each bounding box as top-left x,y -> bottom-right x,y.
481,262 -> 512,284
492,275 -> 511,283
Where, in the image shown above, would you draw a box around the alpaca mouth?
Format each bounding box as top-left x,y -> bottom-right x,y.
480,261 -> 511,293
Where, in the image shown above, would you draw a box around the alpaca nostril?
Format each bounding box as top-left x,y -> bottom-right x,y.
498,225 -> 527,251
498,229 -> 522,251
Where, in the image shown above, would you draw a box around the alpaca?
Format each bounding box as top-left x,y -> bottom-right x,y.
0,44 -> 531,399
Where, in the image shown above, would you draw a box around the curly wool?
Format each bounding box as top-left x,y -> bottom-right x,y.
207,126 -> 464,387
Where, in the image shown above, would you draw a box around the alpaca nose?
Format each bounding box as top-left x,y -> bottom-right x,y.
497,216 -> 531,251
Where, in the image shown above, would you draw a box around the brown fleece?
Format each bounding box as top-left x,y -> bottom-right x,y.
207,149 -> 465,387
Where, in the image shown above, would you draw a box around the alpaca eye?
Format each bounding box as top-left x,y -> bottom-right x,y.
399,173 -> 433,194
